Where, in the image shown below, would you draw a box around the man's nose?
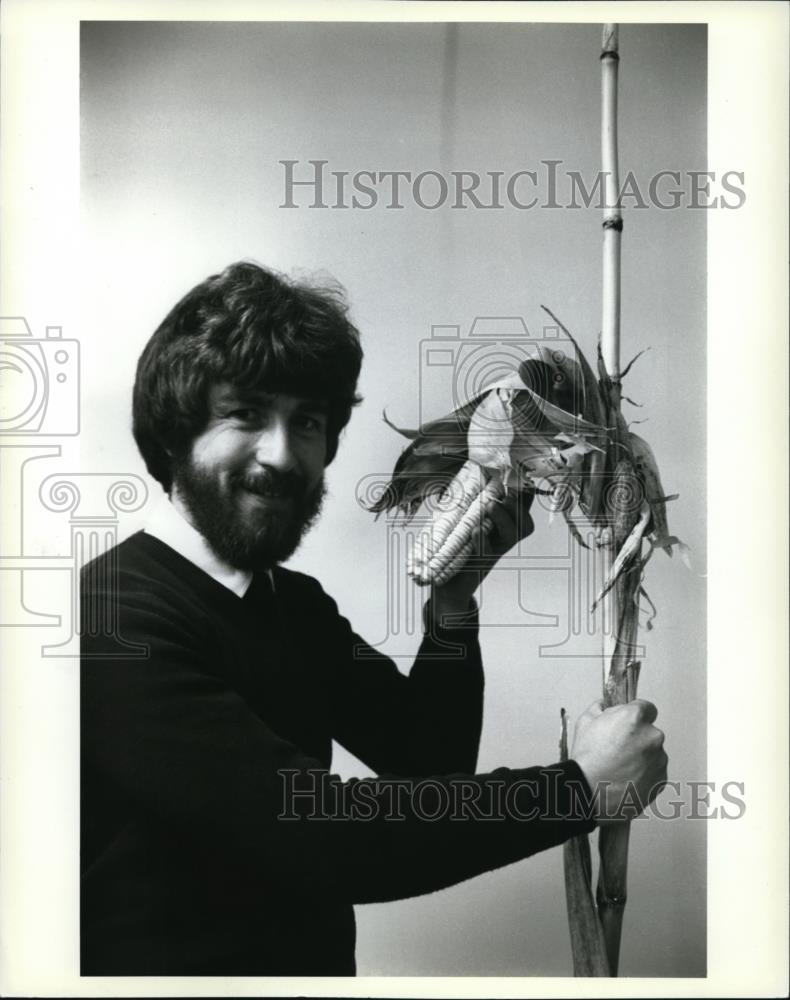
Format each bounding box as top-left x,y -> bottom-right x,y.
253,422 -> 298,471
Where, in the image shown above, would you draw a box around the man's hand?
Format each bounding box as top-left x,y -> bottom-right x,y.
571,699 -> 668,823
430,488 -> 535,621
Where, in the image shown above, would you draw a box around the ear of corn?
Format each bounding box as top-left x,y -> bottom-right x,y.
406,460 -> 505,585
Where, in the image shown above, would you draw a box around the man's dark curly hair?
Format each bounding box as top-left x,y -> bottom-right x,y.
133,261 -> 363,491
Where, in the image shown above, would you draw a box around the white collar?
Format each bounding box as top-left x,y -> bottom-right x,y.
143,495 -> 254,598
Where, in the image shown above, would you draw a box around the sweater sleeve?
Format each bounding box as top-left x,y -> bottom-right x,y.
82,581 -> 596,907
307,575 -> 485,776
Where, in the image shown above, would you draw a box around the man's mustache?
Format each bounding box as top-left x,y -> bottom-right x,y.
235,467 -> 309,499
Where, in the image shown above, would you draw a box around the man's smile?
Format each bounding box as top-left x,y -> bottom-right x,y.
239,486 -> 290,507
236,476 -> 301,503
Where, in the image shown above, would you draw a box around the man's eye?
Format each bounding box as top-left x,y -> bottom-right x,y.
229,408 -> 259,423
297,414 -> 326,433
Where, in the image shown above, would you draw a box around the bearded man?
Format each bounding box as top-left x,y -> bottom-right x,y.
80,261 -> 667,976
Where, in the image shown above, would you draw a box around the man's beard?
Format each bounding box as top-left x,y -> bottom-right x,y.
172,459 -> 327,572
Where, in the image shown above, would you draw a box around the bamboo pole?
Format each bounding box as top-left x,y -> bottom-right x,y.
595,491 -> 642,975
557,22 -> 658,977
559,711 -> 610,976
561,24 -> 643,978
595,23 -> 643,977
601,23 -> 622,385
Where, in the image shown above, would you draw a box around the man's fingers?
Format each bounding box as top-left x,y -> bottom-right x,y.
511,490 -> 535,538
520,489 -> 535,512
487,500 -> 515,538
513,488 -> 535,525
632,698 -> 658,725
488,491 -> 534,541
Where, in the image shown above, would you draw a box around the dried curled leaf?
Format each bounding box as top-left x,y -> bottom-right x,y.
628,431 -> 674,555
591,502 -> 652,613
368,398 -> 479,515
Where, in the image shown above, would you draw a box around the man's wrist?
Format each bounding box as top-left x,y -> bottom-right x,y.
567,758 -> 600,826
431,585 -> 474,618
430,572 -> 482,614
423,592 -> 478,632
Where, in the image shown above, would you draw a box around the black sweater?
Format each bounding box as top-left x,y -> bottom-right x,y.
80,531 -> 595,976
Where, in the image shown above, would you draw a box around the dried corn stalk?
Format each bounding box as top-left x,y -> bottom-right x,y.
372,311 -> 683,977
373,23 -> 683,978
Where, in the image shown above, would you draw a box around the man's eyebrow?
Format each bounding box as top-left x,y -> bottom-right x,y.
211,389 -> 329,413
295,398 -> 330,414
213,388 -> 275,406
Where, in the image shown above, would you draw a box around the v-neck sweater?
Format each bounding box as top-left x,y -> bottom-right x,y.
80,531 -> 595,975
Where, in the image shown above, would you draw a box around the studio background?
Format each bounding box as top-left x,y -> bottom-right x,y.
80,21 -> 706,976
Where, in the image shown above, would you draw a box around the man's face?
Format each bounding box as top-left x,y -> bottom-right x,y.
171,383 -> 329,571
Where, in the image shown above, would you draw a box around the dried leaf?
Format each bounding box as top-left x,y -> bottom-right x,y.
467,388 -> 516,472
651,534 -> 693,570
382,410 -> 420,440
591,502 -> 651,613
628,431 -> 672,552
638,585 -> 658,631
554,432 -> 606,458
368,452 -> 466,516
370,397 -> 483,514
597,338 -> 610,384
540,305 -> 609,428
517,383 -> 608,436
620,346 -> 651,380
563,507 -> 590,549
